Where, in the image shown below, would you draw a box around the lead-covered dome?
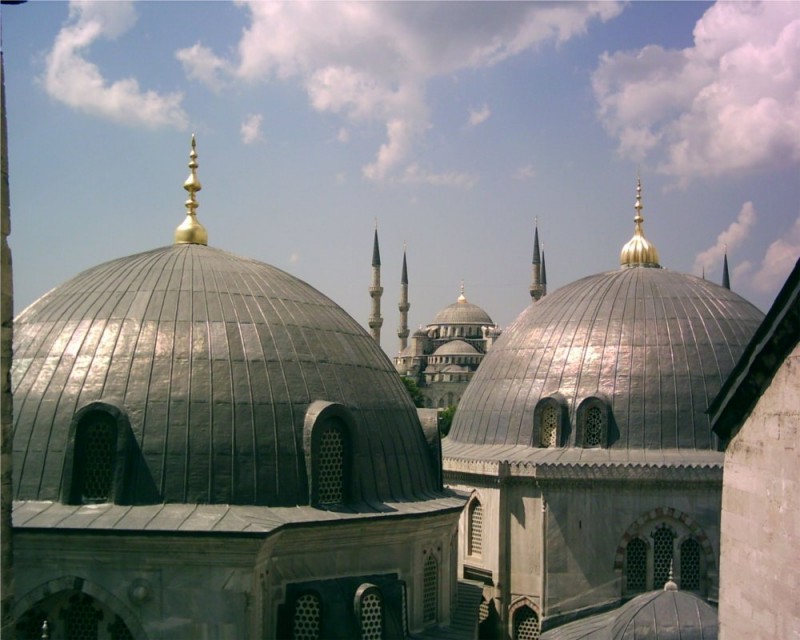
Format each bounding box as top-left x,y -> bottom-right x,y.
432,291 -> 493,326
12,245 -> 438,507
448,266 -> 763,450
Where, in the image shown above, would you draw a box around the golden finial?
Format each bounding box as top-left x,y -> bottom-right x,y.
174,134 -> 208,246
458,280 -> 466,302
620,176 -> 660,268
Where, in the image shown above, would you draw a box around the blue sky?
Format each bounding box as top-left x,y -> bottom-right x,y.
3,1 -> 799,355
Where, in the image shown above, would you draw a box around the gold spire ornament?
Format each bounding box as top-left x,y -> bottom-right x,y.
174,134 -> 208,246
620,177 -> 660,268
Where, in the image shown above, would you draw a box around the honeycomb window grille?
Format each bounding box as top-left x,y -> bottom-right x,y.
423,554 -> 439,624
64,593 -> 103,640
478,598 -> 489,624
468,500 -> 483,556
626,538 -> 647,593
584,407 -> 604,447
540,405 -> 558,447
652,526 -> 676,589
512,606 -> 540,640
76,414 -> 117,503
317,426 -> 344,505
357,588 -> 384,640
680,538 -> 702,591
292,593 -> 321,640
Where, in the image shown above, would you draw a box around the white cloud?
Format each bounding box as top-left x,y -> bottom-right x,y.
337,127 -> 350,143
515,164 -> 537,181
751,215 -> 800,292
401,163 -> 476,189
177,1 -> 622,183
43,0 -> 187,129
240,114 -> 264,144
593,2 -> 800,181
693,201 -> 756,276
468,104 -> 491,127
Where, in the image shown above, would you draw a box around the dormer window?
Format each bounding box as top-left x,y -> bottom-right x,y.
576,397 -> 610,448
533,395 -> 567,448
304,402 -> 355,507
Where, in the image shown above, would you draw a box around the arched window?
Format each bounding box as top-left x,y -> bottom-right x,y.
305,402 -> 354,507
292,593 -> 322,640
76,414 -> 116,503
652,526 -> 676,589
576,397 -> 609,448
317,422 -> 345,505
680,538 -> 702,591
625,538 -> 647,593
512,605 -> 540,640
423,554 -> 438,625
355,584 -> 384,640
468,499 -> 483,557
541,405 -> 558,447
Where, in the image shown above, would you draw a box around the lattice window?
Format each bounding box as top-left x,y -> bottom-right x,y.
80,417 -> 116,503
478,598 -> 490,623
64,593 -> 103,640
541,405 -> 558,447
317,426 -> 344,505
680,538 -> 701,591
423,554 -> 438,624
513,606 -> 540,640
292,593 -> 321,640
468,500 -> 483,556
653,526 -> 675,589
626,538 -> 647,593
359,592 -> 383,640
584,407 -> 604,447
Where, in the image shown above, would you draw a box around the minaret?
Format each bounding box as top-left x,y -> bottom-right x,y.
541,243 -> 548,297
529,219 -> 545,301
174,135 -> 208,246
722,248 -> 731,290
398,244 -> 410,352
369,223 -> 384,344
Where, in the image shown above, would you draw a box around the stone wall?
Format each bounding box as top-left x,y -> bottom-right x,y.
718,342 -> 800,639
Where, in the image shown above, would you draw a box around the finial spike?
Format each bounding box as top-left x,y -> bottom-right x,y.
722,250 -> 731,290
174,134 -> 208,245
620,175 -> 659,268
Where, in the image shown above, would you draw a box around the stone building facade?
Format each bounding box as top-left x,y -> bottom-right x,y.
442,182 -> 763,638
709,257 -> 800,640
10,139 -> 464,639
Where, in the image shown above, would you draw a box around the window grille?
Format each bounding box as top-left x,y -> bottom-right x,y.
478,598 -> 490,623
359,592 -> 383,640
680,538 -> 701,591
292,593 -> 321,640
626,538 -> 647,593
653,526 -> 675,589
468,500 -> 483,556
15,609 -> 48,640
80,417 -> 116,502
64,593 -> 103,640
317,427 -> 344,504
423,554 -> 438,624
541,405 -> 558,447
513,606 -> 540,640
584,407 -> 603,447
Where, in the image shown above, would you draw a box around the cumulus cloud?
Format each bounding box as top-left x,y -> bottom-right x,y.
177,1 -> 622,183
750,215 -> 800,292
43,0 -> 187,129
240,114 -> 264,144
401,164 -> 476,189
468,104 -> 491,127
593,2 -> 800,181
693,201 -> 757,276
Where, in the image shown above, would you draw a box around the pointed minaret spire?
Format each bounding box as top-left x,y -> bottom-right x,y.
398,243 -> 410,352
541,242 -> 548,296
530,218 -> 545,301
368,222 -> 384,344
722,246 -> 731,290
174,134 -> 208,246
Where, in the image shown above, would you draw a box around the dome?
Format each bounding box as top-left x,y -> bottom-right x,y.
12,243 -> 439,506
542,587 -> 718,639
447,267 -> 763,449
432,292 -> 493,326
433,340 -> 479,356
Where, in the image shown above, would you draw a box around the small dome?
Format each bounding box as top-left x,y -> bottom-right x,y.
433,340 -> 479,356
12,244 -> 439,507
441,364 -> 469,374
448,267 -> 763,449
432,295 -> 493,326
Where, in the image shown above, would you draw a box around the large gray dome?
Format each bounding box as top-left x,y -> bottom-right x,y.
432,296 -> 493,326
448,267 -> 763,450
12,244 -> 439,506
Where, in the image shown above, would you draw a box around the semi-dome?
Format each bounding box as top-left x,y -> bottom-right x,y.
447,267 -> 763,449
432,287 -> 493,326
433,340 -> 479,356
12,142 -> 438,508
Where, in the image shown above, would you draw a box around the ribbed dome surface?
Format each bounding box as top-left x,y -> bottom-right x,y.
433,340 -> 479,356
432,298 -> 493,325
448,267 -> 763,449
12,244 -> 438,506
